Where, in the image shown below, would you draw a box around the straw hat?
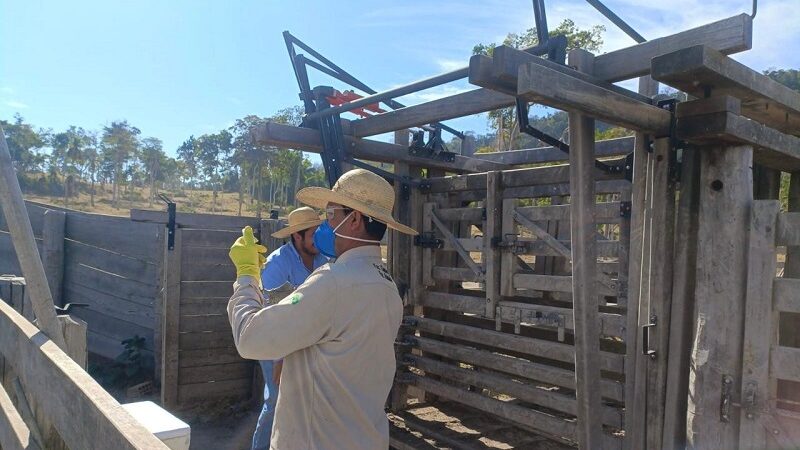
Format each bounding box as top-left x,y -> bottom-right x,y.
271,207 -> 323,239
296,169 -> 418,236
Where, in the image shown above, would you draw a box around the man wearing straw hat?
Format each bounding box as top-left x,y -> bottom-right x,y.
228,168 -> 417,450
251,206 -> 328,450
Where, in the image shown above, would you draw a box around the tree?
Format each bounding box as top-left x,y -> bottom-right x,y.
51,126 -> 90,207
1,114 -> 47,173
196,131 -> 233,212
101,121 -> 140,208
765,68 -> 800,92
140,137 -> 165,207
473,19 -> 605,151
82,132 -> 100,207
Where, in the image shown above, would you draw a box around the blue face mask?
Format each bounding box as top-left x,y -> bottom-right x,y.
313,220 -> 337,258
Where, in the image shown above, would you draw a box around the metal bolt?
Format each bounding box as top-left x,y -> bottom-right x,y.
724,377 -> 732,385
773,429 -> 780,435
746,413 -> 754,419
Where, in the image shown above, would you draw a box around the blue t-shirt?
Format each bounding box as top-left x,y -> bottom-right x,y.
261,241 -> 329,292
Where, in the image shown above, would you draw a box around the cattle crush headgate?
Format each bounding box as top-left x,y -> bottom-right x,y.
256,4 -> 800,450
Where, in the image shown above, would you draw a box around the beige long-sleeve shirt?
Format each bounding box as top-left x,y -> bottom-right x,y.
228,245 -> 402,450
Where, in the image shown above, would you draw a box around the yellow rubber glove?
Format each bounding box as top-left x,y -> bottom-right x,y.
229,226 -> 268,282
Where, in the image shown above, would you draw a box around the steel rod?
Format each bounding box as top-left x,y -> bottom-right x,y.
585,0 -> 646,43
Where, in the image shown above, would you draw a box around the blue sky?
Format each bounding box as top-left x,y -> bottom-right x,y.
1,0 -> 798,161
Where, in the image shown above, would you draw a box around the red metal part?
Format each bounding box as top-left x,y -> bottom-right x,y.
325,89 -> 385,118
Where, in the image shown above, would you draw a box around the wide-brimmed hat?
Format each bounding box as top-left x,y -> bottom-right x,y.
296,169 -> 418,235
271,207 -> 323,239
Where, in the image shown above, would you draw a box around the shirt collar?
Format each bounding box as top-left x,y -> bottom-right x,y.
335,245 -> 382,263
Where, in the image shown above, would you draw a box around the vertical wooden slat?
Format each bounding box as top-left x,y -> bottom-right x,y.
662,147 -> 701,450
422,203 -> 435,287
160,228 -> 182,409
42,210 -> 65,307
738,200 -> 780,449
500,198 -> 517,297
568,48 -> 603,449
781,173 -> 800,348
686,145 -> 753,449
624,75 -> 659,450
645,137 -> 677,449
484,171 -> 502,318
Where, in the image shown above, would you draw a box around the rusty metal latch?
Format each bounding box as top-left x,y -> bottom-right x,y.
642,314 -> 657,360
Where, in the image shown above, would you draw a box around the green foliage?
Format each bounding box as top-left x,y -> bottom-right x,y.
1,114 -> 48,172
89,336 -> 153,390
764,68 -> 800,92
595,127 -> 634,140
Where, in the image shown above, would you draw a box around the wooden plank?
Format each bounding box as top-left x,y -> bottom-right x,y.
42,210 -> 65,307
181,245 -> 230,265
161,229 -> 181,408
473,136 -> 634,165
181,281 -> 232,299
774,277 -> 800,313
777,213 -> 800,246
180,261 -> 236,282
662,147 -> 701,450
177,378 -> 251,405
178,348 -> 243,368
70,307 -> 154,351
516,202 -> 621,222
652,45 -> 800,135
677,111 -> 800,171
567,49 -> 603,450
0,301 -> 167,449
408,354 -> 623,427
687,145 -> 753,449
502,179 -> 631,199
738,201 -> 780,449
517,60 -> 671,136
429,212 -> 483,280
409,336 -> 623,402
179,297 -> 228,316
414,317 -> 623,373
410,375 -> 576,442
130,209 -> 258,230
63,283 -> 155,328
431,267 -> 482,283
251,121 -> 509,173
0,231 -> 22,275
65,213 -> 160,262
63,262 -> 157,306
500,199 -> 516,297
178,331 -> 235,350
179,361 -> 253,385
418,291 -> 485,315
593,14 -> 752,82
771,346 -> 800,383
513,274 -> 616,297
676,95 -> 742,119
435,207 -> 484,222
513,210 -> 571,258
180,228 -> 242,248
484,170 -> 503,316
64,240 -> 157,287
497,301 -> 625,338
0,381 -> 34,450
421,203 -> 435,287
179,314 -> 230,333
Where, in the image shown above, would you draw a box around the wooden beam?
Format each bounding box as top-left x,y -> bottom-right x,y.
0,381 -> 36,450
676,111 -> 800,171
567,49 -> 603,449
251,121 -> 508,173
594,14 -> 752,82
652,45 -> 800,135
472,136 -> 634,165
0,301 -> 167,449
160,229 -> 181,409
348,14 -> 751,138
41,210 -> 65,308
517,61 -> 671,136
484,171 -> 502,317
0,127 -> 66,350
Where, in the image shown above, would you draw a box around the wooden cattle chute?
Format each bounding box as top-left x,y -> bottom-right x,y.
257,11 -> 800,450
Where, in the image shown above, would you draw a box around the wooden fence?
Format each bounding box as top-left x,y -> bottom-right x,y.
132,209 -> 284,409
0,201 -> 162,361
396,164 -> 631,448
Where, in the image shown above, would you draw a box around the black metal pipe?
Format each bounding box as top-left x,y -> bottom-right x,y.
585,0 -> 646,43
305,68 -> 469,120
532,0 -> 550,44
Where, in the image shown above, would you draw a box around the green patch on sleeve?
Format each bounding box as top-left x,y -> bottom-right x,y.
289,293 -> 303,305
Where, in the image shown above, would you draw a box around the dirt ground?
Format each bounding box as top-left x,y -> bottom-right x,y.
183,399 -> 571,450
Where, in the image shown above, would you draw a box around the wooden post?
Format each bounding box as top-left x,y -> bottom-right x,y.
41,210 -> 65,307
567,48 -> 603,449
0,126 -> 66,349
662,147 -> 701,450
484,171 -> 502,318
686,145 -> 753,449
624,75 -> 659,450
461,134 -> 477,157
753,165 -> 780,200
738,200 -> 779,449
160,228 -> 182,409
782,173 -> 800,348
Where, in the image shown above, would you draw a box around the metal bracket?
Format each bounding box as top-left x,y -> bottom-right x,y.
401,183 -> 411,201
742,380 -> 758,419
620,201 -> 632,218
413,233 -> 444,249
624,152 -> 634,182
409,128 -> 456,162
642,314 -> 657,360
158,194 -> 176,251
721,374 -> 734,423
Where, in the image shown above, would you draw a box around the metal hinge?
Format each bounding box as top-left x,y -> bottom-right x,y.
413,232 -> 443,249
721,375 -> 734,422
620,201 -> 632,218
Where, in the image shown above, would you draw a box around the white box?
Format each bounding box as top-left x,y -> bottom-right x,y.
122,401 -> 191,450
